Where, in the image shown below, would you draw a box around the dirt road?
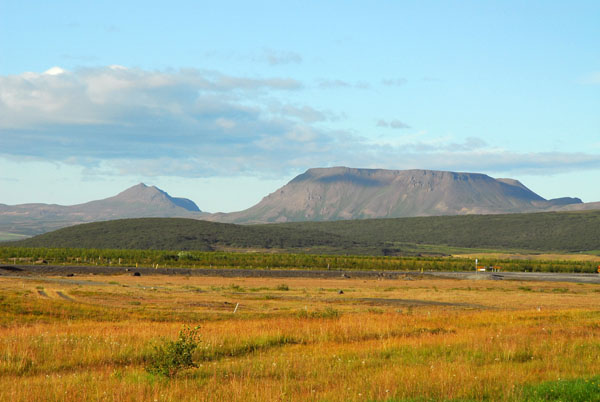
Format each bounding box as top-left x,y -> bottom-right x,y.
1,264 -> 599,284
430,271 -> 600,284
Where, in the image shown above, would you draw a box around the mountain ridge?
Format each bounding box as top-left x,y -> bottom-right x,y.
208,167 -> 583,223
0,183 -> 202,236
1,167 -> 596,237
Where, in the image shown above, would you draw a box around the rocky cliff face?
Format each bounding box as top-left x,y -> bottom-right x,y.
211,167 -> 582,223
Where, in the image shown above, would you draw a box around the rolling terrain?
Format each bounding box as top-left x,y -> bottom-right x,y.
4,217 -> 357,252
7,210 -> 600,255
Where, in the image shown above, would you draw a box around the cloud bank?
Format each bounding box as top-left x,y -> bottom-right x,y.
1,66 -> 600,179
0,66 -> 328,177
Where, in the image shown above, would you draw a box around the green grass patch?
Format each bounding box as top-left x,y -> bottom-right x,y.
519,376 -> 600,401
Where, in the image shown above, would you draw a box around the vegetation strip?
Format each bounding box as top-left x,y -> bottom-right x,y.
2,246 -> 600,273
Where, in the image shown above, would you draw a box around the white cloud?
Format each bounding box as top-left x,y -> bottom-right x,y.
44,66 -> 67,75
350,138 -> 600,176
0,66 -> 332,177
1,66 -> 600,181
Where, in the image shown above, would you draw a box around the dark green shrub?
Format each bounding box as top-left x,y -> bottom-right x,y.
146,326 -> 201,377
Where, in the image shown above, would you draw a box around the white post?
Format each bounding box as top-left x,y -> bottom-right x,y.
475,258 -> 478,272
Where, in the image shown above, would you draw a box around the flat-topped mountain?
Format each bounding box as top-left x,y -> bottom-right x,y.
211,167 -> 582,223
0,184 -> 202,236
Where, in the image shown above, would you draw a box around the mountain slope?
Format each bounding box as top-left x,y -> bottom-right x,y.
0,184 -> 203,236
211,167 -> 582,223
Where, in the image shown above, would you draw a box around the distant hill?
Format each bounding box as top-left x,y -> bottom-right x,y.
557,201 -> 600,212
209,167 -> 583,223
8,210 -> 600,254
279,210 -> 600,254
6,218 -> 354,252
78,183 -> 201,214
0,184 -> 204,236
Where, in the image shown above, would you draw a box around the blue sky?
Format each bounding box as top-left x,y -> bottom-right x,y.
1,1 -> 599,212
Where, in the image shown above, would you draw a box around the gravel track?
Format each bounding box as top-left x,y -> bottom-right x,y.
1,264 -> 599,284
0,264 -> 415,280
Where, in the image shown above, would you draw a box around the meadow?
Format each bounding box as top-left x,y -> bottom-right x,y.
1,271 -> 599,401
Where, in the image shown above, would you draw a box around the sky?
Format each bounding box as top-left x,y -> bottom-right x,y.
0,1 -> 599,212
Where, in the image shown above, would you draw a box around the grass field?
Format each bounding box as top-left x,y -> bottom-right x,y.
452,252 -> 600,263
1,272 -> 599,401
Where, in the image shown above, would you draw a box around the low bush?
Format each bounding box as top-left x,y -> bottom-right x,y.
146,326 -> 201,377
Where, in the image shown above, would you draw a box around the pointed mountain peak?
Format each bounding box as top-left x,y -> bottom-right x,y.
114,183 -> 161,199
111,184 -> 200,212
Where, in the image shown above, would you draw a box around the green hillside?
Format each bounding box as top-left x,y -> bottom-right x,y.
5,218 -> 357,252
4,210 -> 600,255
280,210 -> 600,253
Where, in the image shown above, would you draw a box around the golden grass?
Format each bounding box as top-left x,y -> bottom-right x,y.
0,274 -> 599,401
453,252 -> 600,262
